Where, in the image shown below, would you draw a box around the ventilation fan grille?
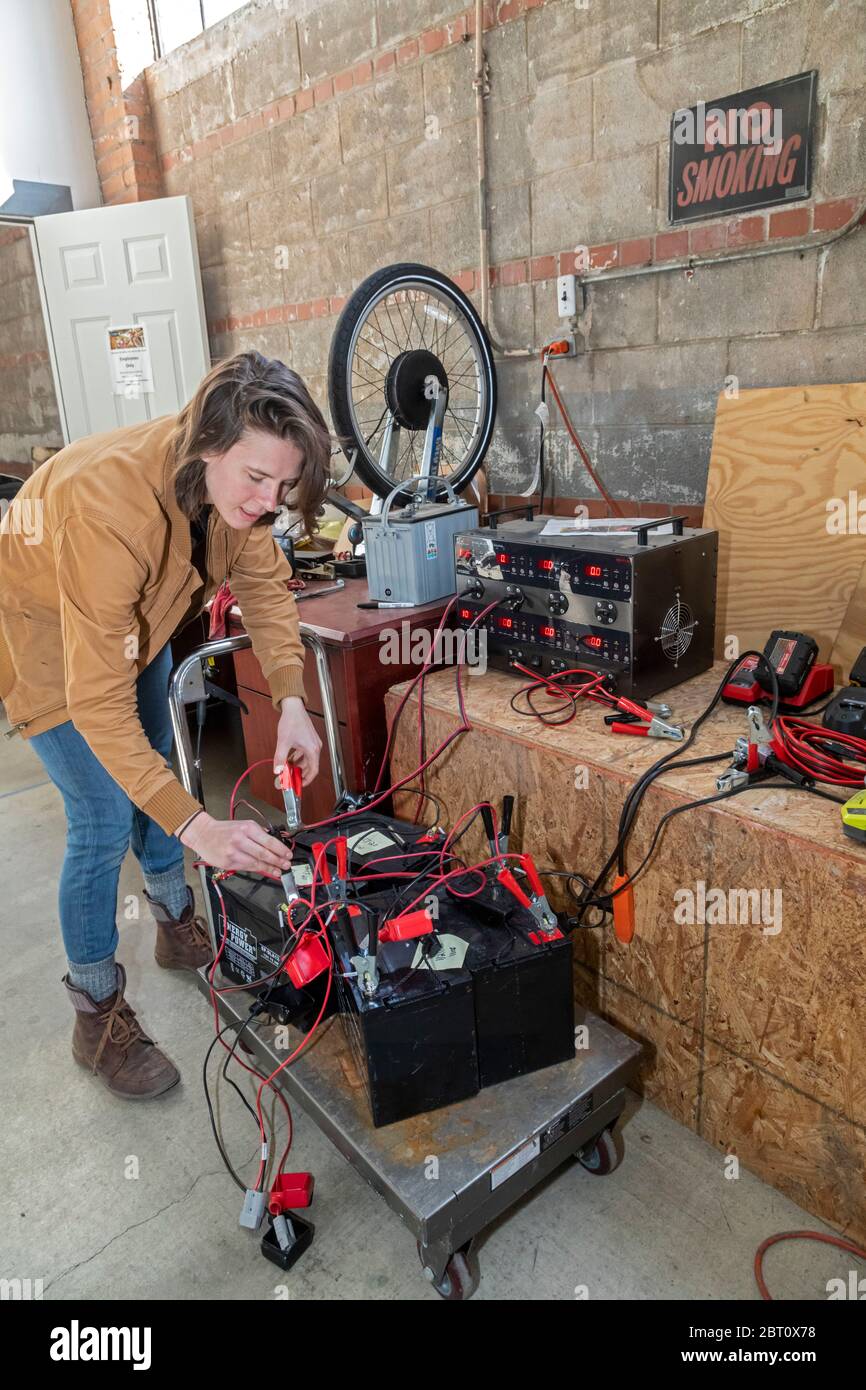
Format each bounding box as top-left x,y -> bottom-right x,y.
659,596 -> 696,662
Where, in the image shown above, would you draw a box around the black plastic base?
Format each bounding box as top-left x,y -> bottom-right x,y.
260,1213 -> 315,1271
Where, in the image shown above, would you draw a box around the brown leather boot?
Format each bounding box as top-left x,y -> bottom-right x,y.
146,885 -> 213,973
64,965 -> 180,1100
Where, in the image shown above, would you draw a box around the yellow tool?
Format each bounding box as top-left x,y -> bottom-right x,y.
841,789 -> 866,842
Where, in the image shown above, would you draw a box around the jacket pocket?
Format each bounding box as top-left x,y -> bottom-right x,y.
0,611 -> 68,723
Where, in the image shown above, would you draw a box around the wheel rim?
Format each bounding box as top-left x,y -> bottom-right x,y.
344,276 -> 491,489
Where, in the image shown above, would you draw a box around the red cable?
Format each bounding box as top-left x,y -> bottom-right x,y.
543,364 -> 624,516
754,1229 -> 866,1300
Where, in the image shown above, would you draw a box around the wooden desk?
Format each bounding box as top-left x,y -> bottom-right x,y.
228,577 -> 450,821
385,662 -> 866,1246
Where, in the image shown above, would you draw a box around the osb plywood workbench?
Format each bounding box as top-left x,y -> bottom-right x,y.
385,662 -> 866,1246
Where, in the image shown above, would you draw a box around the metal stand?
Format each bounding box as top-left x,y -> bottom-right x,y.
167,632 -> 642,1300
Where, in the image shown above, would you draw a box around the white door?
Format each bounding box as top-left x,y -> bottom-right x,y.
33,195 -> 210,441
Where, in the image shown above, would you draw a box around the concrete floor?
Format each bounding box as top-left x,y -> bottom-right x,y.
0,701 -> 852,1302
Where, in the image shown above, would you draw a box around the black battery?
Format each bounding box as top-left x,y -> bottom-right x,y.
434,882 -> 575,1088
329,909 -> 479,1128
206,869 -> 332,1029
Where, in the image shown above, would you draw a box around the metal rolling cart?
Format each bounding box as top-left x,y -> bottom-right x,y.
168,630 -> 642,1300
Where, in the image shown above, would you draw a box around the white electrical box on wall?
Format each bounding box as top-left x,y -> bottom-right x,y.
556,274 -> 576,318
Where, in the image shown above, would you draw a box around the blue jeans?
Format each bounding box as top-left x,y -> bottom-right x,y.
29,643 -> 184,965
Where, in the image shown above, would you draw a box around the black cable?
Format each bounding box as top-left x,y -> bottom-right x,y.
571,653 -> 780,923
202,1013 -> 264,1192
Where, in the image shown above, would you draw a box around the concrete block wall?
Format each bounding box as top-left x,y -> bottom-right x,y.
0,228 -> 63,472
142,0 -> 866,509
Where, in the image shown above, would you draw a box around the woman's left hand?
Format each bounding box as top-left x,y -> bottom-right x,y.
274,696 -> 322,786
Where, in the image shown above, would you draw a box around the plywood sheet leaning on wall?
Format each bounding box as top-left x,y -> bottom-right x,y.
830,557 -> 866,682
703,384 -> 866,662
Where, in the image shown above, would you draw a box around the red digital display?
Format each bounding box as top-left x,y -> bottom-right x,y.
498,616 -> 513,629
583,635 -> 603,649
459,608 -> 472,620
585,564 -> 602,577
497,553 -> 508,564
539,559 -> 554,571
541,625 -> 555,638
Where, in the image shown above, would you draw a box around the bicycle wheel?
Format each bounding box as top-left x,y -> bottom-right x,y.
328,263 -> 497,503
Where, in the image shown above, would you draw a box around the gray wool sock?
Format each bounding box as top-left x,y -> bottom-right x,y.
143,866 -> 191,919
67,954 -> 119,1003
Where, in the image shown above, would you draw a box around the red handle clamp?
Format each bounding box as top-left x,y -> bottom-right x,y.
497,866 -> 532,909
311,841 -> 331,886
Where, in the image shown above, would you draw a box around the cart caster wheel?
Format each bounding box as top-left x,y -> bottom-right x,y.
418,1242 -> 479,1300
578,1127 -> 622,1175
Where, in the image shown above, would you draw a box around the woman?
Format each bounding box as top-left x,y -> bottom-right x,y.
0,352 -> 329,1100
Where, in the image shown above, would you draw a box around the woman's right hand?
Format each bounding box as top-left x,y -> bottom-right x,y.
178,812 -> 294,876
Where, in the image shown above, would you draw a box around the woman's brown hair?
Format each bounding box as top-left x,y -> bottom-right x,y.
170,351 -> 331,536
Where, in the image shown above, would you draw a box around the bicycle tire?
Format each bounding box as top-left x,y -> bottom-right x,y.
328,262 -> 497,503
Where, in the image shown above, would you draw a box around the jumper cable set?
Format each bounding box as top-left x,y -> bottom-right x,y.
179,610 -> 866,1284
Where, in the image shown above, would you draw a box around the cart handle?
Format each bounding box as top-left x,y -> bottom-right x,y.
167,629 -> 347,808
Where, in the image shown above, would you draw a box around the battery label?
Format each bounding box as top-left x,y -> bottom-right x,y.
425,520 -> 438,559
768,637 -> 796,673
224,917 -> 256,961
490,1135 -> 541,1190
346,829 -> 402,854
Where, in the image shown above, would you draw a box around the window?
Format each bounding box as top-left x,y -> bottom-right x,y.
150,0 -> 249,57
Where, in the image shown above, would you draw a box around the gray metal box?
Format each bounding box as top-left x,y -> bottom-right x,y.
362,500 -> 478,604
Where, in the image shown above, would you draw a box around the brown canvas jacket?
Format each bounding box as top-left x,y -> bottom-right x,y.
0,414 -> 305,834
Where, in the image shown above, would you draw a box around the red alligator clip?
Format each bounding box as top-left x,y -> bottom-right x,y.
278,763 -> 303,831
311,841 -> 332,889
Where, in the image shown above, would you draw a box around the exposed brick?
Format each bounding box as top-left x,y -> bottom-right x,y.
453,270 -> 476,292
236,111 -> 264,141
726,215 -> 765,248
559,251 -> 577,276
654,230 -> 688,262
252,308 -> 267,327
295,87 -> 314,114
375,52 -> 396,76
161,151 -> 178,172
261,101 -> 282,127
618,237 -> 652,268
311,297 -> 330,317
277,95 -> 296,121
353,60 -> 373,85
397,39 -> 419,65
297,301 -> 315,321
420,28 -> 447,55
285,304 -> 298,322
497,0 -> 524,22
102,171 -> 125,200
206,131 -> 223,154
266,307 -> 284,325
313,78 -> 333,104
499,258 -> 528,286
690,221 -> 726,254
329,294 -> 348,314
813,197 -> 858,232
589,243 -> 619,271
334,69 -> 354,95
445,16 -> 467,44
530,254 -> 557,281
769,206 -> 811,238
